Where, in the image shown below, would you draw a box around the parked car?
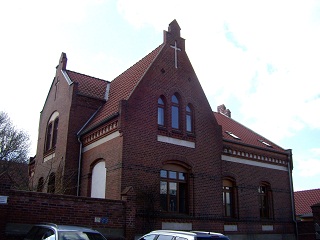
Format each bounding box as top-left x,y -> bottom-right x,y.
23,223 -> 107,240
138,230 -> 230,240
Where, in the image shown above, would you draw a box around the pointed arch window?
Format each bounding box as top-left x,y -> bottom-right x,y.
45,112 -> 59,152
158,96 -> 165,127
37,177 -> 44,192
223,178 -> 238,218
258,182 -> 273,219
171,94 -> 180,129
186,104 -> 194,133
47,172 -> 56,193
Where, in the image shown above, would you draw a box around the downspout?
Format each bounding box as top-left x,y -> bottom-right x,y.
76,106 -> 102,196
76,136 -> 83,196
287,149 -> 298,239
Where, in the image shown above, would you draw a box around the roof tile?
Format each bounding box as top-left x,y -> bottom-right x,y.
66,70 -> 109,100
214,112 -> 286,153
294,188 -> 320,215
84,44 -> 164,130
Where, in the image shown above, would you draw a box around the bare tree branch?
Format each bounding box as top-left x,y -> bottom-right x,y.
0,111 -> 30,189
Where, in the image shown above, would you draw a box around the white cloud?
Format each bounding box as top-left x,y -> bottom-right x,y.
296,158 -> 320,177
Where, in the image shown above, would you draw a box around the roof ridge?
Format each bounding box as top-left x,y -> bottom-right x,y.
66,69 -> 109,83
295,188 -> 320,193
214,111 -> 285,151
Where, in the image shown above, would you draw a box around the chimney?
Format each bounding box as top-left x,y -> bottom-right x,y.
217,104 -> 231,118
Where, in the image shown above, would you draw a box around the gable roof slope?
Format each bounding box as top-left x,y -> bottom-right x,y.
83,44 -> 164,131
294,188 -> 320,216
214,111 -> 286,153
66,70 -> 109,100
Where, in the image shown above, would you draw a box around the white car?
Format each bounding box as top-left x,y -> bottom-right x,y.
139,230 -> 230,240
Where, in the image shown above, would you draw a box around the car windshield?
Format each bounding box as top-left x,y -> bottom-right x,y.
58,231 -> 106,240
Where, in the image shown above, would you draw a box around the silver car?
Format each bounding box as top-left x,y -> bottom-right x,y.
24,223 -> 107,240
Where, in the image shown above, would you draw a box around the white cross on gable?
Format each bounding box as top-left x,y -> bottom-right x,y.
170,41 -> 181,68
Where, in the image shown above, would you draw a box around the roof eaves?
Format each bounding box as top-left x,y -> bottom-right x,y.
127,44 -> 165,100
223,138 -> 289,155
79,112 -> 119,136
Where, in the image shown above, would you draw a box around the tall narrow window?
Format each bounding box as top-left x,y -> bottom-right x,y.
47,172 -> 55,193
186,104 -> 193,133
171,94 -> 180,129
45,123 -> 52,152
158,97 -> 165,126
160,167 -> 187,213
37,177 -> 44,192
52,118 -> 59,148
258,182 -> 273,219
44,112 -> 59,152
91,161 -> 106,199
223,178 -> 237,218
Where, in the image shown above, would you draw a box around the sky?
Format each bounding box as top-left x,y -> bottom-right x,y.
0,0 -> 319,191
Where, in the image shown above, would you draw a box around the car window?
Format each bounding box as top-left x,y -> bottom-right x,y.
42,229 -> 55,240
140,234 -> 158,240
176,237 -> 188,240
24,226 -> 40,240
157,235 -> 174,240
24,227 -> 55,240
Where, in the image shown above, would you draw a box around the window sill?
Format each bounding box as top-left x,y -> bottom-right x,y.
43,147 -> 56,158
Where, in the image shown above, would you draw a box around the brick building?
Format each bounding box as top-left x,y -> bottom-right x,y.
29,20 -> 296,239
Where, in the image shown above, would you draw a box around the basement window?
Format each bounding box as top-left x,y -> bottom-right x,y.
226,131 -> 241,140
258,139 -> 272,147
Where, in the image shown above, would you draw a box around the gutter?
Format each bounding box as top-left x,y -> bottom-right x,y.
224,138 -> 288,155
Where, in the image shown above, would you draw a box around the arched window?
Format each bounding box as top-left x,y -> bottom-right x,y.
91,161 -> 106,199
47,172 -> 55,193
158,96 -> 165,127
171,94 -> 180,129
223,178 -> 238,218
258,182 -> 273,219
160,164 -> 188,213
186,104 -> 194,133
52,118 -> 59,148
45,112 -> 59,152
37,177 -> 44,192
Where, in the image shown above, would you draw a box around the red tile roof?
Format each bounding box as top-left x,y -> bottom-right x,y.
83,44 -> 164,130
66,70 -> 109,100
294,188 -> 320,215
213,112 -> 286,153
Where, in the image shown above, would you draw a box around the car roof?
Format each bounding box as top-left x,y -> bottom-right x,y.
144,230 -> 229,239
148,230 -> 197,238
191,231 -> 224,236
34,223 -> 99,233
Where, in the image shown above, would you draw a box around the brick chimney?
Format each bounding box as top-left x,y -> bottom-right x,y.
217,104 -> 231,118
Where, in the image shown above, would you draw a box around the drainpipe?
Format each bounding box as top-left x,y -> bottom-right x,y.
76,106 -> 102,196
76,136 -> 83,196
286,149 -> 298,239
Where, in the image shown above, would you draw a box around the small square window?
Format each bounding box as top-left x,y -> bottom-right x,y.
179,172 -> 186,180
160,170 -> 167,178
169,171 -> 177,179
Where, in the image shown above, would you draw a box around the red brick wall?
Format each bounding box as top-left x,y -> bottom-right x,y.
0,186 -> 135,240
31,62 -> 104,195
119,42 -> 223,222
